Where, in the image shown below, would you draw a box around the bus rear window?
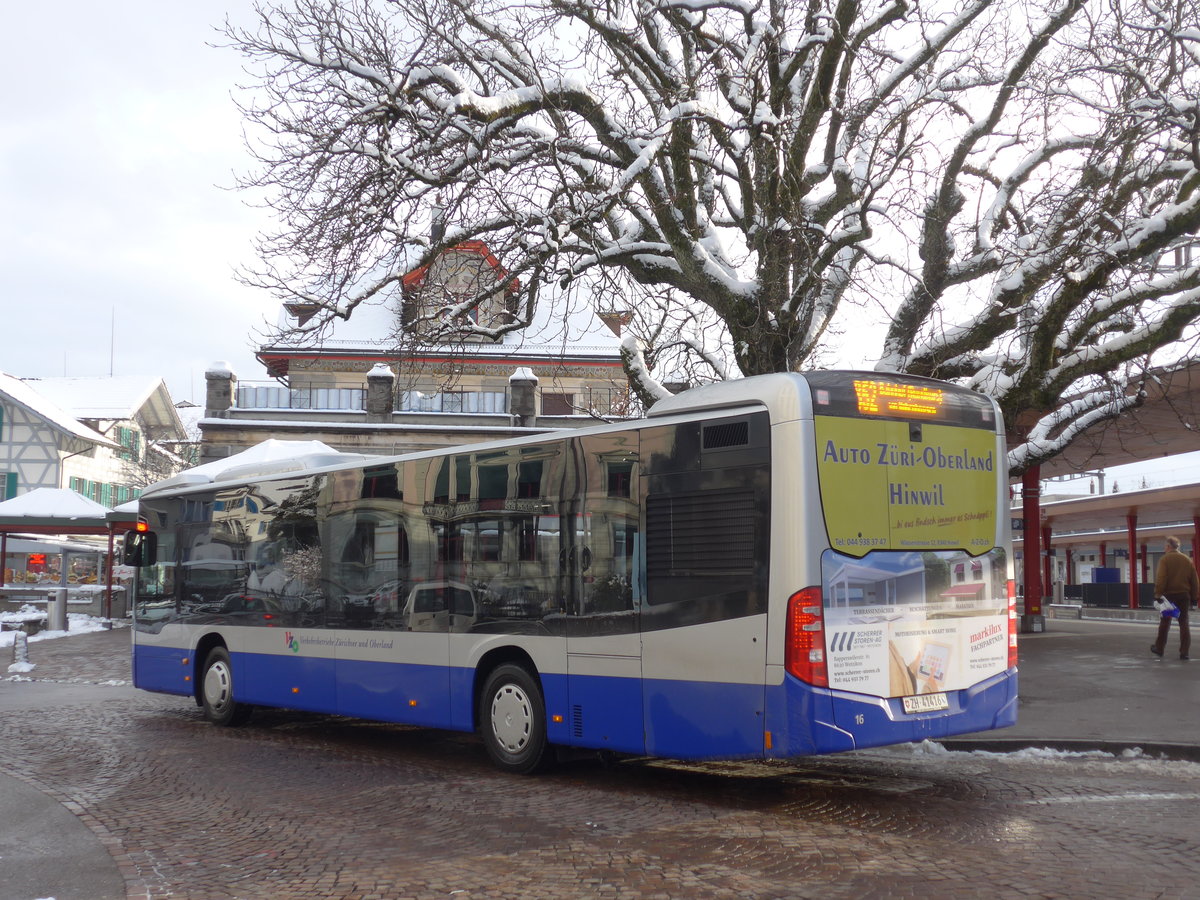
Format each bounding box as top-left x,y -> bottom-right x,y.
822,547 -> 1009,697
811,378 -> 1001,557
806,371 -> 995,429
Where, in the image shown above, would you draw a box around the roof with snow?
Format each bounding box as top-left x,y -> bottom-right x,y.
23,375 -> 185,434
0,487 -> 135,533
258,256 -> 624,367
0,487 -> 109,519
144,439 -> 369,496
0,371 -> 119,449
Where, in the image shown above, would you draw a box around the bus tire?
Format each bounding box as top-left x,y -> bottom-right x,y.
201,647 -> 252,727
480,663 -> 551,774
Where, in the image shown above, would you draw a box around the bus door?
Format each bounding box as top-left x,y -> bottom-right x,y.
563,432 -> 645,753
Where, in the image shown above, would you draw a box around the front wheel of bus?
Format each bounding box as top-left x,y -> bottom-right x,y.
201,647 -> 252,727
480,664 -> 551,774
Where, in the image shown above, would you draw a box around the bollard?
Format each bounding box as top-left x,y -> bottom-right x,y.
9,629 -> 35,673
47,588 -> 69,633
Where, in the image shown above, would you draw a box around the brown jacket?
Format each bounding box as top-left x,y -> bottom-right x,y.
1154,549 -> 1199,602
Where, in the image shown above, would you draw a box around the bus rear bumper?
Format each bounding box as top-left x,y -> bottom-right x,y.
767,667 -> 1018,757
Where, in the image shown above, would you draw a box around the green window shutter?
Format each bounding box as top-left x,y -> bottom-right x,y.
117,426 -> 139,461
2,472 -> 15,501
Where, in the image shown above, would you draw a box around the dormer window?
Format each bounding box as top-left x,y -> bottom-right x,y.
400,242 -> 519,343
284,302 -> 321,327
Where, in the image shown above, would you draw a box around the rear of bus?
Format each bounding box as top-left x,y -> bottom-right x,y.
768,371 -> 1017,755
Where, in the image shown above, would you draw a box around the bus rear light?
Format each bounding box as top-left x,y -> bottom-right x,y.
1007,580 -> 1019,669
785,587 -> 828,687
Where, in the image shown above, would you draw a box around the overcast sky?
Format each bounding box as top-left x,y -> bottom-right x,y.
5,1 -> 1200,492
1,2 -> 274,405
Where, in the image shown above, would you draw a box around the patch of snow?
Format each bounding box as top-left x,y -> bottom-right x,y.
0,607 -> 120,651
0,487 -> 111,521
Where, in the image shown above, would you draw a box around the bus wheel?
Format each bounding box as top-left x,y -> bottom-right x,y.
201,647 -> 252,727
480,663 -> 551,774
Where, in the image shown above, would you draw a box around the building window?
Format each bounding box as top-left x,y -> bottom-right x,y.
542,392 -> 574,415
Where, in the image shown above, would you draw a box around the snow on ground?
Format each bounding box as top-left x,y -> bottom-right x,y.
1,605 -> 119,649
906,738 -> 1144,760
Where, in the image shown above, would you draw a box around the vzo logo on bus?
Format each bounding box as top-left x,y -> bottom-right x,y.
285,632 -> 300,653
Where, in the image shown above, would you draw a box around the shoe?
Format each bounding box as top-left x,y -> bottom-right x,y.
1151,645 -> 1164,657
1182,655 -> 1190,661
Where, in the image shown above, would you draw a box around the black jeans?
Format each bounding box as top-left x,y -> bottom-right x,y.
1154,592 -> 1191,657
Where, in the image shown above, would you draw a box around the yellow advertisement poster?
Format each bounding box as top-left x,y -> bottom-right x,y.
814,416 -> 998,556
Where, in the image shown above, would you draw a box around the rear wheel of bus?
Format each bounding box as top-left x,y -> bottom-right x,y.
201,646 -> 252,727
480,663 -> 551,774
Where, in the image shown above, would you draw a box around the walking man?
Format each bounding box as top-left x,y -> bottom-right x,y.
1151,536 -> 1197,661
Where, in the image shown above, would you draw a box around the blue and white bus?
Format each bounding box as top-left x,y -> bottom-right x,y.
127,372 -> 1017,773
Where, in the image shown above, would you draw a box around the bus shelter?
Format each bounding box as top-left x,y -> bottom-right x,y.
1014,361 -> 1200,628
0,488 -> 139,620
1020,484 -> 1200,612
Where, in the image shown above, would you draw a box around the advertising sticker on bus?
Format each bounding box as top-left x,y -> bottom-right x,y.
814,416 -> 999,556
820,548 -> 1010,699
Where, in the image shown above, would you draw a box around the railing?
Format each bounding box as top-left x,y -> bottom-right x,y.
557,387 -> 639,418
396,390 -> 508,414
232,382 -> 638,418
236,384 -> 366,411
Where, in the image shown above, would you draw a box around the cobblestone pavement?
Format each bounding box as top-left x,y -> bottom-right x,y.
4,627 -> 1200,899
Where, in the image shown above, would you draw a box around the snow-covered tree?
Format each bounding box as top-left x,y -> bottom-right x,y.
228,0 -> 1200,474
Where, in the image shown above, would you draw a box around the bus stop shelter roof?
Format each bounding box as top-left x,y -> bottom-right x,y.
0,488 -> 137,535
1026,482 -> 1200,547
1036,361 -> 1200,478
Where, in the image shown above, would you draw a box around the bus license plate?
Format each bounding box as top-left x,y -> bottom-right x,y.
902,693 -> 949,714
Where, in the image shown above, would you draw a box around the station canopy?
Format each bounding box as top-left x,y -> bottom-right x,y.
0,488 -> 120,535
1035,361 -> 1200,479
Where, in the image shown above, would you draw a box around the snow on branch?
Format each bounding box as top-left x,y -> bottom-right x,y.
1007,386 -> 1144,473
230,0 -> 1200,477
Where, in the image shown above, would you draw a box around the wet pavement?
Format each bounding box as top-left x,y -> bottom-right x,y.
2,618 -> 1199,899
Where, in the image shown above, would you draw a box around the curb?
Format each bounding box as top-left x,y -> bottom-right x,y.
937,738 -> 1200,762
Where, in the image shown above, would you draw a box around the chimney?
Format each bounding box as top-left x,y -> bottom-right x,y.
205,362 -> 237,417
508,367 -> 539,427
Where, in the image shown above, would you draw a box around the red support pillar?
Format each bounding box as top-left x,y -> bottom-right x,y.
1127,514 -> 1139,610
1042,524 -> 1053,597
1022,466 -> 1043,623
1099,542 -> 1107,568
1065,547 -> 1073,586
105,527 -> 116,620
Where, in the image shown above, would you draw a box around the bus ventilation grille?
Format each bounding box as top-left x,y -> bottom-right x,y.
703,420 -> 749,449
572,705 -> 584,739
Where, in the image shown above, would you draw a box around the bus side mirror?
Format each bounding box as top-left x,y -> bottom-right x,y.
124,530 -> 158,567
